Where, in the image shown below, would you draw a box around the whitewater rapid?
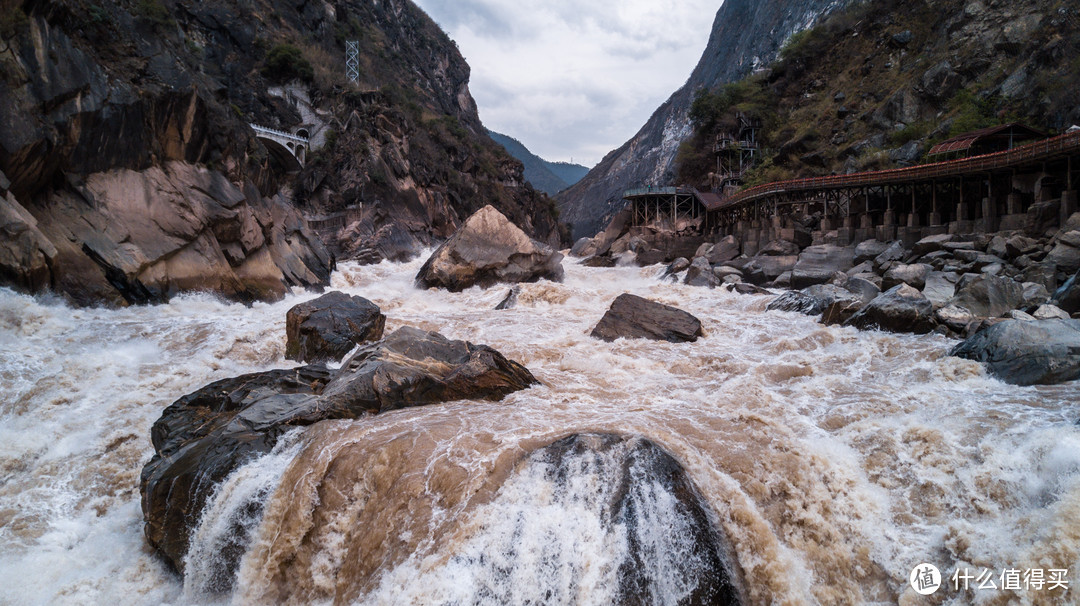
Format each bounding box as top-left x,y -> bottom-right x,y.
1,256 -> 1078,605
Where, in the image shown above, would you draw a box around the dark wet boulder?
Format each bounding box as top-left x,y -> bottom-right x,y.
661,257 -> 691,281
684,257 -> 721,288
495,286 -> 520,310
590,293 -> 703,343
285,292 -> 385,363
531,434 -> 742,605
949,319 -> 1080,385
949,274 -> 1024,318
767,284 -> 860,316
320,327 -> 539,413
416,205 -> 564,291
844,284 -> 936,334
141,327 -> 537,574
141,365 -> 333,574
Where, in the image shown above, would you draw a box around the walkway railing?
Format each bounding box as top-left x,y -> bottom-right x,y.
249,123 -> 310,144
717,130 -> 1080,210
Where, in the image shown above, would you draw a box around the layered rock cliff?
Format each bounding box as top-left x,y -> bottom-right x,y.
0,0 -> 560,305
555,0 -> 849,240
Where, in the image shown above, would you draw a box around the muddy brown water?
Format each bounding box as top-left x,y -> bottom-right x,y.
0,256 -> 1077,605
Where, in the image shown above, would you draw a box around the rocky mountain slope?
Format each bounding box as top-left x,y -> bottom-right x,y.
0,0 -> 561,305
487,130 -> 589,196
676,0 -> 1080,188
555,0 -> 850,240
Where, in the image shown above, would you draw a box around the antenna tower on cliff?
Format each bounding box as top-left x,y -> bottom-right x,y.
346,41 -> 359,84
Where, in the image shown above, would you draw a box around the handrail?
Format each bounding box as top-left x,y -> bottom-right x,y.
716,130 -> 1080,210
249,123 -> 310,143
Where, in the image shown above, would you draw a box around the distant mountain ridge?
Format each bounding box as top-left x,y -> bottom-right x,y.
487,130 -> 590,196
555,0 -> 850,240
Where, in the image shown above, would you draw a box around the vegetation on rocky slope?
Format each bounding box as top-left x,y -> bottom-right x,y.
677,0 -> 1080,189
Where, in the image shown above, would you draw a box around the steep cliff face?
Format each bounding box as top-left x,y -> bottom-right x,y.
555,0 -> 849,240
0,0 -> 560,305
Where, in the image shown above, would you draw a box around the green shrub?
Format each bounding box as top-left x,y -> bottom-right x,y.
134,0 -> 173,28
262,43 -> 314,83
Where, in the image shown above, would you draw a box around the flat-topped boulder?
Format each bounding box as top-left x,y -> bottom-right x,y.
285,291 -> 385,363
791,245 -> 855,289
949,319 -> 1080,385
590,293 -> 703,342
415,205 -> 564,292
141,326 -> 537,575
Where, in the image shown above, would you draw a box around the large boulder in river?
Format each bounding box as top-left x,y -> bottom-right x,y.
415,205 -> 564,291
791,245 -> 855,289
949,319 -> 1080,385
590,293 -> 703,342
285,291 -> 385,363
141,326 -> 537,573
844,284 -> 936,334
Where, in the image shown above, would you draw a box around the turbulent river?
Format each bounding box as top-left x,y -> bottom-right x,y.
1,256 -> 1078,605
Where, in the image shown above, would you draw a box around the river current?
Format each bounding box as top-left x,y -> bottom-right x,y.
1,255 -> 1078,605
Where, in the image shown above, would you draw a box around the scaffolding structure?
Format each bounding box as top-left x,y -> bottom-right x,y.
346,41 -> 359,84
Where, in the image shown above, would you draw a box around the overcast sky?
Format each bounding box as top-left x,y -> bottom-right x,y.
411,0 -> 721,167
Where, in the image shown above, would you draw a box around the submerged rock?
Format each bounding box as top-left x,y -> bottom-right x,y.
141,326 -> 538,574
285,291 -> 385,363
949,319 -> 1080,385
590,293 -> 703,343
415,205 -> 564,292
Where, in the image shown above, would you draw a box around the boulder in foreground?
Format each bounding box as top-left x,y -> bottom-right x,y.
415,205 -> 564,291
590,293 -> 703,343
949,319 -> 1080,385
285,291 -> 385,363
141,326 -> 537,574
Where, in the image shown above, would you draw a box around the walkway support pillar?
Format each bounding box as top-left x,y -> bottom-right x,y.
1064,190 -> 1078,226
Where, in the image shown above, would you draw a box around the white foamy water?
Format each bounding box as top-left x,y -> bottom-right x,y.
1,256 -> 1078,605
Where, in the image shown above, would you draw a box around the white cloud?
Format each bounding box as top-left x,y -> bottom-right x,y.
413,0 -> 721,167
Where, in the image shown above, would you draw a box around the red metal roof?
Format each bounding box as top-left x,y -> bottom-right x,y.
927,123 -> 1046,157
